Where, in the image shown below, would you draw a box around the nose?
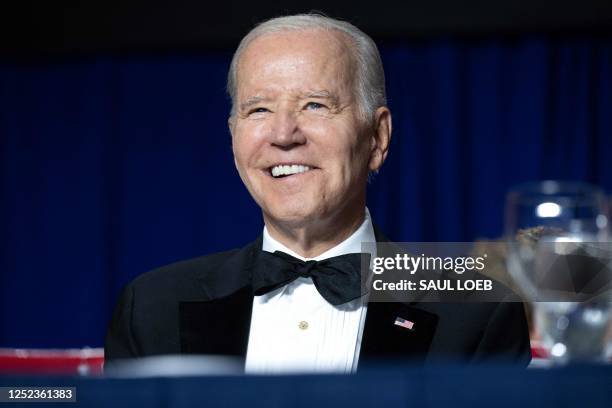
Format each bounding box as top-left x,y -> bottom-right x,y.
270,109 -> 306,149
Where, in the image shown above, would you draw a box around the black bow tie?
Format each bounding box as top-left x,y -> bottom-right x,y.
252,250 -> 370,306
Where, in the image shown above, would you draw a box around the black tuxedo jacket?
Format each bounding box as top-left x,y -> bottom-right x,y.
105,232 -> 532,367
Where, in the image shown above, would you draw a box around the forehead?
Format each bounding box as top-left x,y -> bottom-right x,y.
235,29 -> 355,95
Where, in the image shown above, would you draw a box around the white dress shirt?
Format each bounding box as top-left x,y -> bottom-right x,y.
245,209 -> 377,374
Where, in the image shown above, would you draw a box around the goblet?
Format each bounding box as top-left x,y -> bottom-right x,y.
505,181 -> 611,364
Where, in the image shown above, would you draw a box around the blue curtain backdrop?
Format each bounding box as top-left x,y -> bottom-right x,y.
1,37 -> 611,348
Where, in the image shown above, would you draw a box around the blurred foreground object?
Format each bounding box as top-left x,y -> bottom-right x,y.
0,348 -> 103,376
505,181 -> 612,364
104,355 -> 243,377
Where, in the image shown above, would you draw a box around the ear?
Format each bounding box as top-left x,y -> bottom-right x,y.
228,116 -> 240,170
228,116 -> 235,137
368,107 -> 392,172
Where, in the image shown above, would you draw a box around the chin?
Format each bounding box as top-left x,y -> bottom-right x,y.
264,202 -> 323,227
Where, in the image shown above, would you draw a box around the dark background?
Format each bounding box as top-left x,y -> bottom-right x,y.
1,1 -> 611,348
2,0 -> 612,54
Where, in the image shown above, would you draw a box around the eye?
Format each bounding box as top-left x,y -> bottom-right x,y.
248,107 -> 270,115
305,101 -> 326,110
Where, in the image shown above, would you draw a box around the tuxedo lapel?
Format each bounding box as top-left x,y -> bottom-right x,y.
361,225 -> 440,363
360,301 -> 439,363
179,236 -> 261,357
179,286 -> 253,355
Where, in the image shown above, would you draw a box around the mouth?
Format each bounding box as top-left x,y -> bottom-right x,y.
268,164 -> 316,178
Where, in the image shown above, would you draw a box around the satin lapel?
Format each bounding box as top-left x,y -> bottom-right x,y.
360,225 -> 439,363
360,301 -> 438,363
179,236 -> 261,357
179,286 -> 253,356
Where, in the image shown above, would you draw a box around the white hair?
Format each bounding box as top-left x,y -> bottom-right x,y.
227,13 -> 387,121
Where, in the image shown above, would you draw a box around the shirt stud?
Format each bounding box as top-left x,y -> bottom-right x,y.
298,321 -> 309,330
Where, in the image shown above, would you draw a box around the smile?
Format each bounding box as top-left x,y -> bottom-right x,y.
269,164 -> 314,178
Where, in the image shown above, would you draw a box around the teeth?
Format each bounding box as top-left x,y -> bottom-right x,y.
271,164 -> 312,177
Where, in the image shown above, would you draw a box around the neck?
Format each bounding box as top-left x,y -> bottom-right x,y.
263,205 -> 366,259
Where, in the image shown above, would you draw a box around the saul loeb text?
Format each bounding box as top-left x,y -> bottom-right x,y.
373,279 -> 493,291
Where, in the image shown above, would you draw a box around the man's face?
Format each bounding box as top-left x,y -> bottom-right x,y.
230,29 -> 375,229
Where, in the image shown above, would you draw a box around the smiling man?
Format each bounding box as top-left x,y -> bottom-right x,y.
229,23 -> 389,259
105,14 -> 531,372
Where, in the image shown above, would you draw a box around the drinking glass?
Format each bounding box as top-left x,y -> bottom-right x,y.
505,181 -> 612,364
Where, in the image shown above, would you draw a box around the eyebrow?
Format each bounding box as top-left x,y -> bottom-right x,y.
302,90 -> 340,105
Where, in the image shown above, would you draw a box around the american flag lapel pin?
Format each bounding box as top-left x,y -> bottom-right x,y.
394,316 -> 414,330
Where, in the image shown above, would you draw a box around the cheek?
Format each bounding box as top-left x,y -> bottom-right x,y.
233,122 -> 268,167
313,125 -> 368,175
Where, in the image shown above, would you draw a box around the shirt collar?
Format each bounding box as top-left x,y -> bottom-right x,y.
262,208 -> 376,262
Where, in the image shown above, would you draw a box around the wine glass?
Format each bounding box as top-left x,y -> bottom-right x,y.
505,181 -> 612,364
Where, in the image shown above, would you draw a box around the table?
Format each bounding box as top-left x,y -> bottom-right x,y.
1,363 -> 610,407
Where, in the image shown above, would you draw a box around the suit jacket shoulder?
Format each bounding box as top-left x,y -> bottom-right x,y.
130,247 -> 244,300
105,238 -> 260,360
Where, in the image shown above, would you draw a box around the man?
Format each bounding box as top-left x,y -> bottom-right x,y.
105,14 -> 531,372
